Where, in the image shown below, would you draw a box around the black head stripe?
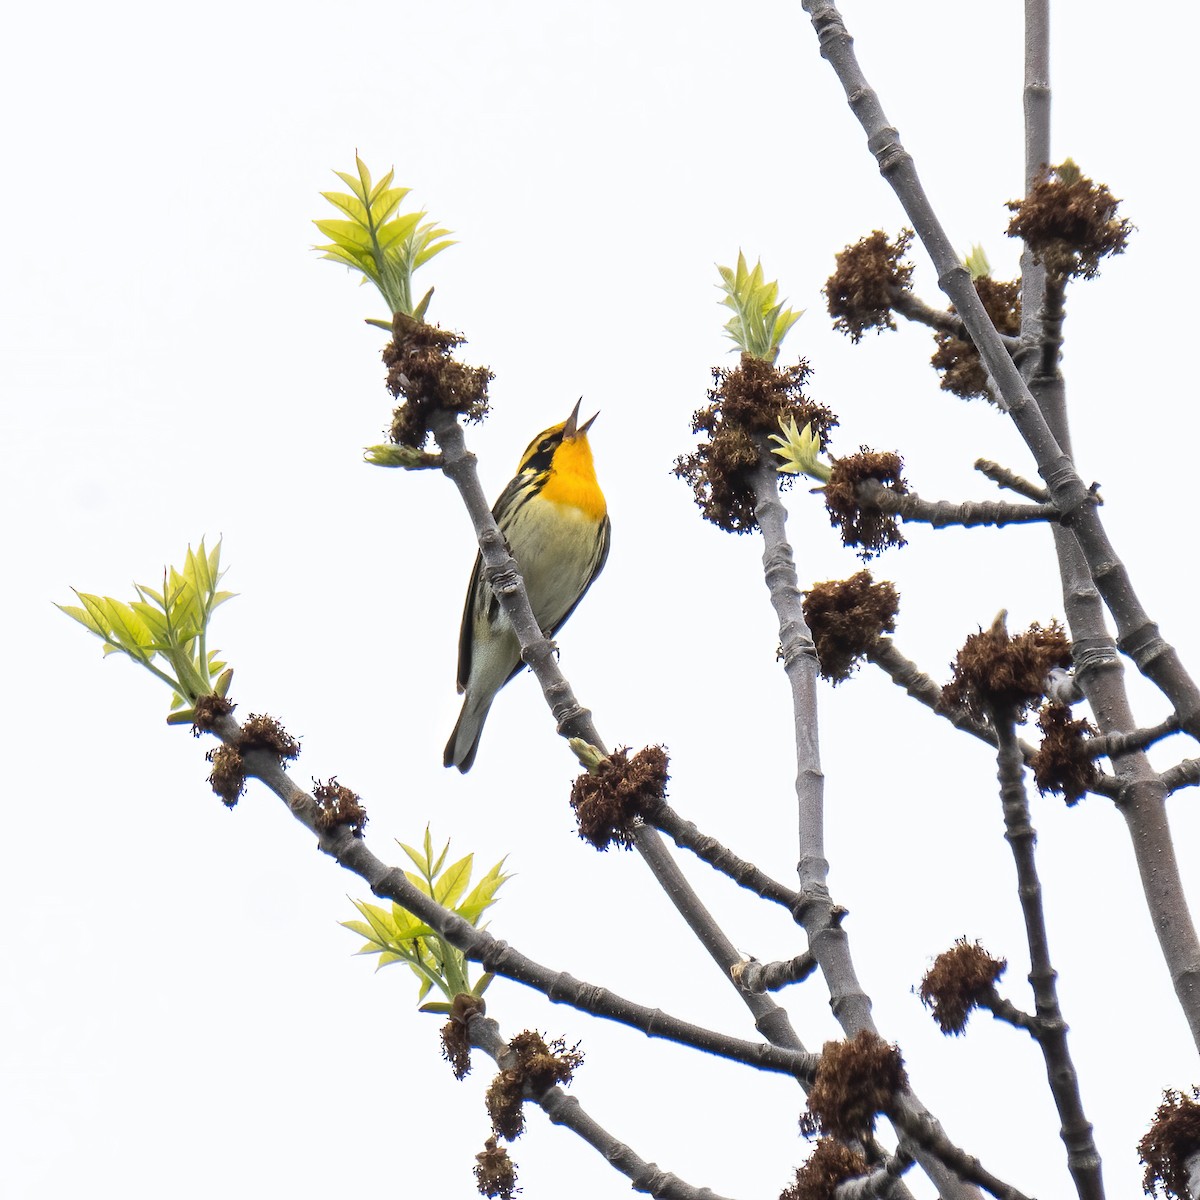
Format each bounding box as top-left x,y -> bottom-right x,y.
519,430 -> 563,476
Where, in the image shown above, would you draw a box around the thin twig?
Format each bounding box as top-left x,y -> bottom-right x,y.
857,478 -> 1066,528
974,460 -> 1050,503
643,799 -> 805,912
467,1015 -> 739,1200
990,706 -> 1105,1200
1161,758 -> 1200,795
216,714 -> 816,1080
1088,715 -> 1179,760
734,953 -> 819,994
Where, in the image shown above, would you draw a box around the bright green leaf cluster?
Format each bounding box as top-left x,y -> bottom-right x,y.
315,155 -> 455,320
963,244 -> 992,281
343,827 -> 509,1012
58,540 -> 234,715
717,251 -> 803,362
770,415 -> 831,483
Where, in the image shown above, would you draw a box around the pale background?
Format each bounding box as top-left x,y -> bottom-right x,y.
2,2 -> 1196,1197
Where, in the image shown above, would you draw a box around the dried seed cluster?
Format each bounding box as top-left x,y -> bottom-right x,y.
474,1136 -> 519,1200
204,713 -> 300,808
383,312 -> 493,449
823,450 -> 908,558
824,229 -> 915,342
779,1139 -> 870,1200
919,938 -> 1008,1035
942,618 -> 1071,722
1030,701 -> 1100,805
1006,161 -> 1133,281
931,277 -> 1022,401
312,776 -> 368,837
485,1032 -> 584,1142
674,354 -> 837,533
801,1030 -> 908,1141
1139,1088 -> 1200,1200
441,992 -> 486,1082
570,745 -> 670,851
803,571 -> 900,684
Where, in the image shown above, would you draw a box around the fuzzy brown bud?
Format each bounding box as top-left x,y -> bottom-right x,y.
825,230 -> 915,342
1139,1087 -> 1200,1200
570,745 -> 669,850
383,314 -> 493,449
942,617 -> 1071,722
674,355 -> 837,533
823,450 -> 908,559
1030,702 -> 1099,805
803,571 -> 899,683
803,1030 -> 908,1141
919,939 -> 1008,1034
780,1139 -> 870,1200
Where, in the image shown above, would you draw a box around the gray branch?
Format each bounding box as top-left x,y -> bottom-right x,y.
891,288 -> 1021,351
835,1149 -> 915,1200
752,455 -> 983,1200
734,953 -> 819,994
798,0 -> 1200,741
856,478 -> 1065,529
1162,758 -> 1200,795
215,713 -> 815,1081
468,1015 -> 737,1200
991,707 -> 1105,1200
974,460 -> 1050,503
865,639 -> 1120,800
643,798 -> 805,912
799,0 -> 1200,1044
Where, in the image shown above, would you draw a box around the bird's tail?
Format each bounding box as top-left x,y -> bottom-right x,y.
444,694 -> 491,773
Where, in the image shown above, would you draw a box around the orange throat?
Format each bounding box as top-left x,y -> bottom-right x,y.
538,435 -> 606,520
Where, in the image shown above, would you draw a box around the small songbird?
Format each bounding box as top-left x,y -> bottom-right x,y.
444,399 -> 610,772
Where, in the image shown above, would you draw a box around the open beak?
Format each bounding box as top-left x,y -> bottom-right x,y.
563,397 -> 599,439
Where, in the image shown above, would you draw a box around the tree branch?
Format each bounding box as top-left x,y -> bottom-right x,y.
467,1014 -> 738,1200
990,707 -> 1105,1200
752,455 -> 983,1200
799,0 -> 1200,1045
856,478 -> 1068,529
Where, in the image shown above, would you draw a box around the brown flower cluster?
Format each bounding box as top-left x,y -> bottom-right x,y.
474,1136 -> 519,1200
674,354 -> 837,533
779,1139 -> 870,1200
801,1030 -> 908,1141
824,229 -> 915,342
942,617 -> 1071,722
823,450 -> 908,558
312,776 -> 368,837
570,745 -> 670,851
383,312 -> 493,449
919,938 -> 1007,1035
803,571 -> 900,684
1006,160 -> 1133,280
1030,701 -> 1099,805
931,276 -> 1022,401
204,712 -> 300,808
441,992 -> 486,1082
1139,1087 -> 1200,1200
485,1032 -> 584,1141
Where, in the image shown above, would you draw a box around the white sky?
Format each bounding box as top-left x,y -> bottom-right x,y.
3,2 -> 1198,1198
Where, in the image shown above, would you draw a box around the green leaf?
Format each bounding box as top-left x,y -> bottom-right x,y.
435,854 -> 474,908
397,840 -> 429,874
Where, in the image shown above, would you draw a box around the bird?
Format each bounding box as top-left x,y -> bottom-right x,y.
444,399 -> 610,772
